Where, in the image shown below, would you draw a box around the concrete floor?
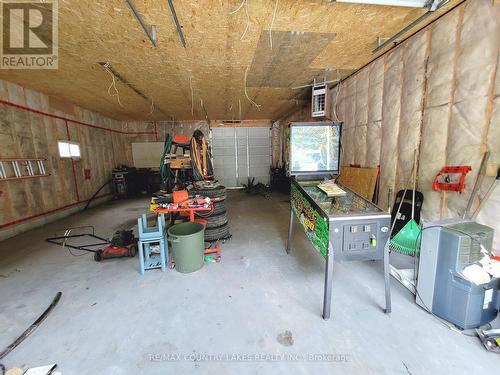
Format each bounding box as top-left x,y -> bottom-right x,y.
0,192 -> 498,374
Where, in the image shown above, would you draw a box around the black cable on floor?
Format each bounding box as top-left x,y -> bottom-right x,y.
84,180 -> 112,210
0,292 -> 62,360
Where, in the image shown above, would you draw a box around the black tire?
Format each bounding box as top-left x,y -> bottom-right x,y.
194,199 -> 225,219
191,185 -> 226,198
129,244 -> 137,257
94,252 -> 102,262
205,223 -> 231,241
205,212 -> 228,228
212,200 -> 226,215
211,194 -> 226,203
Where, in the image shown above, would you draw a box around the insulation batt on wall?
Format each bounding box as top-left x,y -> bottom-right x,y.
366,58 -> 384,168
0,80 -> 160,240
331,0 -> 499,224
354,68 -> 369,167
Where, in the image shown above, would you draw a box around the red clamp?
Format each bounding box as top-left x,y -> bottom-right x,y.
432,166 -> 472,193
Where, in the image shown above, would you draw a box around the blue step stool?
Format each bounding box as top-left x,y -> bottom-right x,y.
137,214 -> 168,274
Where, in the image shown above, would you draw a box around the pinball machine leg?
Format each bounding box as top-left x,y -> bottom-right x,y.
286,208 -> 294,254
384,239 -> 392,314
322,243 -> 334,320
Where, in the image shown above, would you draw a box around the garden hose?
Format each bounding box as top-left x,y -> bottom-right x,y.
190,130 -> 213,181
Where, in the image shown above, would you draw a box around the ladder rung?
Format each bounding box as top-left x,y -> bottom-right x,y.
0,162 -> 6,179
38,160 -> 46,175
26,160 -> 34,176
12,161 -> 21,177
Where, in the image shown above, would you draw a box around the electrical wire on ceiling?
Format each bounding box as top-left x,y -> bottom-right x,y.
228,101 -> 234,121
269,0 -> 279,49
200,98 -> 210,121
242,1 -> 250,40
189,76 -> 195,118
229,0 -> 245,14
102,62 -> 124,108
244,65 -> 261,110
230,0 -> 250,41
332,68 -> 342,121
147,98 -> 155,116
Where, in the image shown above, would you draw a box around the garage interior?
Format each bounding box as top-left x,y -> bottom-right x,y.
0,0 -> 499,374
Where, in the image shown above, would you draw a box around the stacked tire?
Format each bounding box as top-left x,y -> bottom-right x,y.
191,184 -> 231,242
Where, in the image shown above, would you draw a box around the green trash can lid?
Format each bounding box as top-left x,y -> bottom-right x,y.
168,222 -> 205,237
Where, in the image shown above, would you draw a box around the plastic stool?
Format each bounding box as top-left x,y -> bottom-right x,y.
138,214 -> 167,240
137,214 -> 168,274
138,238 -> 168,274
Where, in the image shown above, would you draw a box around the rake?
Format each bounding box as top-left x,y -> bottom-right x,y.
390,151 -> 421,256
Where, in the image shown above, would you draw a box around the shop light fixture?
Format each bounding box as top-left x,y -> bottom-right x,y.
335,0 -> 429,7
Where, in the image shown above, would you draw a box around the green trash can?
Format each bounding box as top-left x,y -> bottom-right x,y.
168,222 -> 205,273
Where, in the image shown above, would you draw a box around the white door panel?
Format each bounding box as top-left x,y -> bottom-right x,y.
211,127 -> 270,187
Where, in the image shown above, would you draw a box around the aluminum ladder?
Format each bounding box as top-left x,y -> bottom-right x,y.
0,158 -> 49,181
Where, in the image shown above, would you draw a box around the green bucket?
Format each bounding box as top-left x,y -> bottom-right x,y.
168,222 -> 205,273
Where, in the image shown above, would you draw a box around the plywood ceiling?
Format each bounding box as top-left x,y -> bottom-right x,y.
0,0 -> 461,121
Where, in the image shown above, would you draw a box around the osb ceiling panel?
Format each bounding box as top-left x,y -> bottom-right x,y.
0,0 -> 462,121
247,31 -> 336,88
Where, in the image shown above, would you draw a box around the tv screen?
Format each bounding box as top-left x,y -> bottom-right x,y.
289,122 -> 342,176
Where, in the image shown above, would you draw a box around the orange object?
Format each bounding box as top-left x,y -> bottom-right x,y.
155,205 -> 212,222
204,242 -> 222,262
172,190 -> 188,203
173,134 -> 189,144
432,166 -> 472,193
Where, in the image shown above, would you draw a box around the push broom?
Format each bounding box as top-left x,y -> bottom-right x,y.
390,151 -> 421,256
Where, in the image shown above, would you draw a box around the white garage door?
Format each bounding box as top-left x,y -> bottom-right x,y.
211,127 -> 271,188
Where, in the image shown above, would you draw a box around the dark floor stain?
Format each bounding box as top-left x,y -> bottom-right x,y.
16,304 -> 26,309
258,338 -> 265,348
277,330 -> 294,346
125,208 -> 146,212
